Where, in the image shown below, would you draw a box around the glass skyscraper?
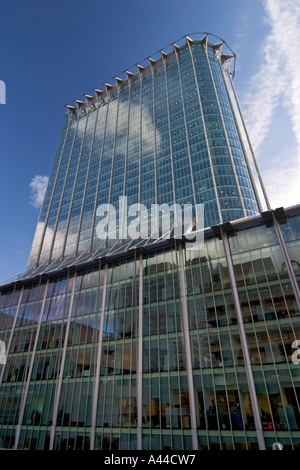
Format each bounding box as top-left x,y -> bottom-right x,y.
0,34 -> 299,451
27,33 -> 267,270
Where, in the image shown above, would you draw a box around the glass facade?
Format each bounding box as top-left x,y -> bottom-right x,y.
27,34 -> 266,270
0,33 -> 298,451
0,208 -> 300,450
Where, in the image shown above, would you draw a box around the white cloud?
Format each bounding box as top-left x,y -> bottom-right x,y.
242,0 -> 300,207
29,175 -> 49,208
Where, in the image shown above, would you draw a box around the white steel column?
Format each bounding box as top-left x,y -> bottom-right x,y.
49,271 -> 77,450
177,243 -> 198,450
90,262 -> 108,450
222,229 -> 266,450
14,279 -> 49,449
136,253 -> 144,450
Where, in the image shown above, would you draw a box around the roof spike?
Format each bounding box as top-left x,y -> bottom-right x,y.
199,34 -> 208,53
221,53 -> 234,64
212,41 -> 224,51
126,70 -> 134,79
75,100 -> 84,108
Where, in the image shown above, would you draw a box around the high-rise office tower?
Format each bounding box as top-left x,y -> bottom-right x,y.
27,33 -> 268,270
0,34 -> 299,451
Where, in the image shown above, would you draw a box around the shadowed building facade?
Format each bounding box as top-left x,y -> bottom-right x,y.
0,34 -> 300,451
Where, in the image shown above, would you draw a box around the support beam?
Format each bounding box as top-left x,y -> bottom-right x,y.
90,263 -> 108,450
222,230 -> 266,450
49,272 -> 77,450
177,243 -> 198,450
136,253 -> 144,450
14,280 -> 49,449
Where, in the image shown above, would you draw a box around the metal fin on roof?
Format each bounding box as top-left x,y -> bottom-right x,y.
68,33 -> 238,112
84,94 -> 93,100
94,88 -> 104,94
221,54 -> 234,64
161,51 -> 168,59
115,77 -> 123,84
198,34 -> 208,52
212,41 -> 224,51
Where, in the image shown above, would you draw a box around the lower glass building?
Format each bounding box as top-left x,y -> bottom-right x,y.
0,204 -> 300,450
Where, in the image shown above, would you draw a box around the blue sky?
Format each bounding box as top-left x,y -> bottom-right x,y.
0,0 -> 299,283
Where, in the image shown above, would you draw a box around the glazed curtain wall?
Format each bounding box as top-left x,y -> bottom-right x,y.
27,40 -> 260,269
1,215 -> 300,450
